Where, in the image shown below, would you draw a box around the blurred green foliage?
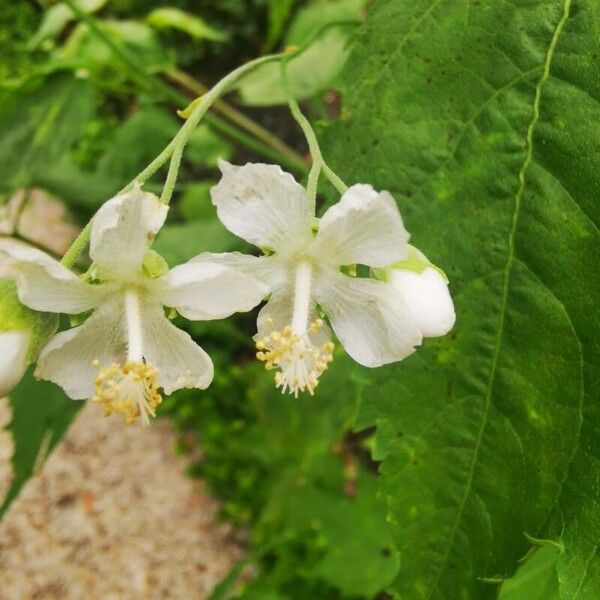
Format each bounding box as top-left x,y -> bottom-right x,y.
0,1 -> 387,598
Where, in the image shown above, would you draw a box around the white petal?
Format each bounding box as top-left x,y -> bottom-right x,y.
211,161 -> 312,251
0,331 -> 30,396
141,303 -> 213,394
314,271 -> 422,367
192,251 -> 289,294
90,187 -> 168,279
35,298 -> 126,399
313,184 -> 409,267
154,259 -> 268,321
389,267 -> 456,337
0,240 -> 104,314
255,290 -> 292,342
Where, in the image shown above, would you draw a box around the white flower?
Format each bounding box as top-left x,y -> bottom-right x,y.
0,187 -> 266,424
0,331 -> 30,397
386,246 -> 455,338
205,161 -> 431,397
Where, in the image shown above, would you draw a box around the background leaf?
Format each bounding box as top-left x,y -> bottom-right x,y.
146,7 -> 226,42
236,0 -> 366,106
0,73 -> 93,196
27,0 -> 108,50
322,0 -> 600,597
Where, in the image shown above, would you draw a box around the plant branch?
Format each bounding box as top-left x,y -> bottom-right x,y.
61,0 -> 306,174
58,18 -> 344,266
1,233 -> 63,262
280,61 -> 347,213
165,68 -> 307,172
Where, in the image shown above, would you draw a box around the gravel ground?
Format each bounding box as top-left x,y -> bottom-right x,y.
0,402 -> 244,600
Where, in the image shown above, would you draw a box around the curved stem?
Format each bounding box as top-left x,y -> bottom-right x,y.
60,222 -> 91,268
60,52 -> 293,266
154,52 -> 294,205
280,61 -> 348,213
322,164 -> 348,196
165,68 -> 306,172
160,143 -> 184,204
58,22 -> 347,267
61,0 -> 302,171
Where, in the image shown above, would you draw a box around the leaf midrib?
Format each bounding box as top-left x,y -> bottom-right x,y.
426,1 -> 574,596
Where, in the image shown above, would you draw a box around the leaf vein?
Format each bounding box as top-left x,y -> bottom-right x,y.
425,1 -> 573,596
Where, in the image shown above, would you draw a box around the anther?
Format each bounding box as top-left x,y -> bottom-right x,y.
254,319 -> 335,396
92,360 -> 162,425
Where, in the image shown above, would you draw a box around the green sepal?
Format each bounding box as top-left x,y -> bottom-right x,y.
143,249 -> 169,279
340,264 -> 357,277
69,310 -> 93,328
374,244 -> 449,283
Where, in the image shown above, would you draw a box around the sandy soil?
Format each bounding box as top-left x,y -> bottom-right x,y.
0,402 -> 244,600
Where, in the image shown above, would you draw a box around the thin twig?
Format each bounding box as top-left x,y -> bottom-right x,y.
165,68 -> 307,171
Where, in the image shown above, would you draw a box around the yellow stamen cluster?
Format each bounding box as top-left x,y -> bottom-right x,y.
256,318 -> 334,397
92,360 -> 162,425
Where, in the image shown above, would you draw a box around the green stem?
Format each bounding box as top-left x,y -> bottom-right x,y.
57,13 -> 347,267
60,222 -> 91,268
3,232 -> 61,261
60,52 -> 294,264
322,164 -> 348,196
61,0 -> 305,173
280,61 -> 347,213
165,68 -> 307,172
132,52 -> 293,204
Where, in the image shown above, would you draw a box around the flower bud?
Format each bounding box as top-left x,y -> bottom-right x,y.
383,246 -> 456,338
0,278 -> 57,395
0,331 -> 29,397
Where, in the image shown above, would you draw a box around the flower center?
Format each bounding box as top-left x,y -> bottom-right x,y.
256,319 -> 334,397
256,261 -> 334,396
92,360 -> 162,425
92,289 -> 162,425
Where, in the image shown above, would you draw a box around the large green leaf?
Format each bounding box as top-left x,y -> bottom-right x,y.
322,0 -> 600,597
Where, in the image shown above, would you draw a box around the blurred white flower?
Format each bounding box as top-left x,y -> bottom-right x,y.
0,252 -> 58,397
1,187 -> 266,425
205,161 -> 430,396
